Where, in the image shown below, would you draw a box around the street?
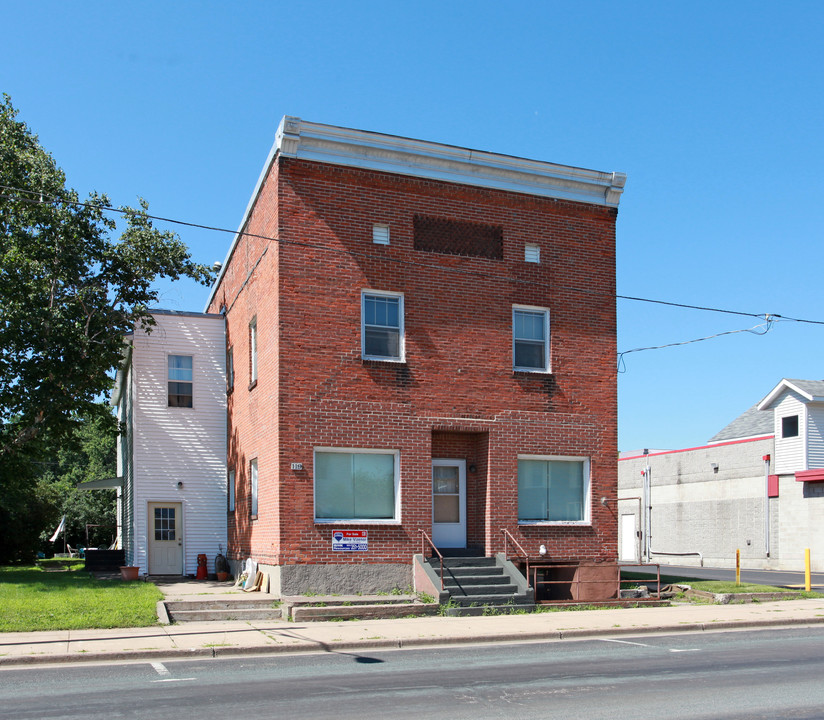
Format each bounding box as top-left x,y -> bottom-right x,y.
2,627 -> 824,719
622,564 -> 824,591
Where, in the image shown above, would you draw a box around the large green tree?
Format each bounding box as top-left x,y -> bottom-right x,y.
0,95 -> 212,561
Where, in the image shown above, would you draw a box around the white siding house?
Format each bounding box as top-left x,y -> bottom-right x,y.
112,311 -> 227,576
619,378 -> 824,572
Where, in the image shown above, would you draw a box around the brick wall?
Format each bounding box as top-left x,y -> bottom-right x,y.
210,156 -> 618,568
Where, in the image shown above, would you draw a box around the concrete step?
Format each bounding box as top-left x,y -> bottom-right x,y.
441,566 -> 503,578
292,602 -> 438,621
168,607 -> 284,622
451,592 -> 532,607
444,574 -> 512,588
428,556 -> 497,568
166,598 -> 274,612
446,583 -> 519,596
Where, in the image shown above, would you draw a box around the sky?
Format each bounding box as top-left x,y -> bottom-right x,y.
3,1 -> 823,452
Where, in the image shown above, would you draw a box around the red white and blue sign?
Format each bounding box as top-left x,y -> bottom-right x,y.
332,529 -> 368,551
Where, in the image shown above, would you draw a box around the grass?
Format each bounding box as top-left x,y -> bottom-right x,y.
620,570 -> 822,596
0,559 -> 163,632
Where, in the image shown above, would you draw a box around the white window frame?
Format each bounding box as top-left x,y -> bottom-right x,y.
167,354 -> 194,408
249,317 -> 258,386
361,290 -> 405,362
313,447 -> 401,524
513,305 -> 550,373
228,469 -> 235,512
372,224 -> 390,245
250,458 -> 258,519
226,346 -> 234,392
517,454 -> 591,526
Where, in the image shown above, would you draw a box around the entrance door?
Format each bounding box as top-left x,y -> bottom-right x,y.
432,459 -> 466,548
619,513 -> 638,562
148,502 -> 183,574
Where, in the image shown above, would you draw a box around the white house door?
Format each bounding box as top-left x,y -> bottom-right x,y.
148,502 -> 183,575
432,459 -> 466,548
619,513 -> 638,562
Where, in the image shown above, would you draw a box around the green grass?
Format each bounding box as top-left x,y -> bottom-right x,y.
620,570 -> 818,595
0,560 -> 163,632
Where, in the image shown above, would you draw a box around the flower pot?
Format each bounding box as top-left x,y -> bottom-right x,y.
216,571 -> 229,582
120,566 -> 140,581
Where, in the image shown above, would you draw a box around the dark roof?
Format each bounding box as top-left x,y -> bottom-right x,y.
708,403 -> 774,443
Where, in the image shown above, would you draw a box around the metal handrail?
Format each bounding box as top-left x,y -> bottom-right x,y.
501,528 -> 530,586
419,529 -> 444,590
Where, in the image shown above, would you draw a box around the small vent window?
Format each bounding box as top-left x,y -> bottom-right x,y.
414,215 -> 503,260
372,224 -> 390,245
525,244 -> 540,263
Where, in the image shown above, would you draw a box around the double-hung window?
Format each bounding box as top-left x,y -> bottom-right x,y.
362,291 -> 404,361
249,317 -> 258,386
314,448 -> 399,522
250,458 -> 258,519
518,456 -> 589,523
513,306 -> 549,372
168,355 -> 193,407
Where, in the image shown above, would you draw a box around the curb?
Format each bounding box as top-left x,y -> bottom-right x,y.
2,614 -> 824,667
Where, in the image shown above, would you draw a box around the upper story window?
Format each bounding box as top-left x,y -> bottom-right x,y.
228,469 -> 235,512
362,291 -> 404,361
250,458 -> 258,519
513,306 -> 550,372
518,456 -> 589,524
168,355 -> 193,407
226,347 -> 234,392
249,317 -> 258,387
782,415 -> 799,438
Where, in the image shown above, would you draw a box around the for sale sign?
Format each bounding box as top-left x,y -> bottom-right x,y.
332,529 -> 368,551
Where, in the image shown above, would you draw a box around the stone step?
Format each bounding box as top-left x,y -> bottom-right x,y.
451,592 -> 531,607
446,583 -> 519,596
166,598 -> 275,612
441,566 -> 503,578
428,556 -> 497,568
167,607 -> 283,622
444,574 -> 512,588
292,602 -> 438,621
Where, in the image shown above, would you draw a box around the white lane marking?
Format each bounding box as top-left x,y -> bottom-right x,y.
152,678 -> 196,683
599,638 -> 652,647
669,648 -> 701,653
151,662 -> 170,676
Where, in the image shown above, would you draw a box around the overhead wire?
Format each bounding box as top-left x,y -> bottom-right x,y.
2,185 -> 822,368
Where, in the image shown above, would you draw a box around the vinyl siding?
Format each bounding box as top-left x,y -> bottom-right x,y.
807,403 -> 824,470
130,313 -> 227,574
774,393 -> 806,474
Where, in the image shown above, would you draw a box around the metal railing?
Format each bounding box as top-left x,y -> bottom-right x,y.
419,529 -> 444,590
526,562 -> 663,602
501,528 -> 530,586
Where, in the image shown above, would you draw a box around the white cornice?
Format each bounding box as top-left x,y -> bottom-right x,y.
275,116 -> 626,208
206,116 -> 626,310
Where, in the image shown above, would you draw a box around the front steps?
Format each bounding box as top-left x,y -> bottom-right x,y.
423,555 -> 534,613
161,594 -> 439,623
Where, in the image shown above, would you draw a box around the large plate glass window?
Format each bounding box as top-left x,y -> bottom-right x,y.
362,291 -> 404,361
518,456 -> 589,523
315,449 -> 399,521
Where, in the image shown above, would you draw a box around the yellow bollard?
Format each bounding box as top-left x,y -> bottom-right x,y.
736,548 -> 740,586
805,548 -> 811,592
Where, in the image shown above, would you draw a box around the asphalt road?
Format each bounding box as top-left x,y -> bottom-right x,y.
2,627 -> 824,719
621,563 -> 824,590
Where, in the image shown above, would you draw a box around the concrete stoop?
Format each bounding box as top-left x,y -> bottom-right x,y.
282,594 -> 439,621
162,597 -> 281,623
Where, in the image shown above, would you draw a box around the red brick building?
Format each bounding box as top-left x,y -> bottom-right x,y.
206,118 -> 626,594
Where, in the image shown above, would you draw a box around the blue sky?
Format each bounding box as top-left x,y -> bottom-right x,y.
3,2 -> 823,451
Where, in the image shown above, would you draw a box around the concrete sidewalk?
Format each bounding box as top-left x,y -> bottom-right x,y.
2,589 -> 824,667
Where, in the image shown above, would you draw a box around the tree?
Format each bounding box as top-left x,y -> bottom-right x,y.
0,93 -> 212,460
0,95 -> 212,561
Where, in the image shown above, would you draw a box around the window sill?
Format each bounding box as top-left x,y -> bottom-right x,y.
315,519 -> 401,525
250,515 -> 258,521
362,357 -> 406,365
518,521 -> 590,527
248,379 -> 257,391
513,368 -> 552,375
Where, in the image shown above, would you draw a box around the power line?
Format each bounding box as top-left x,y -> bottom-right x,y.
3,183 -> 824,327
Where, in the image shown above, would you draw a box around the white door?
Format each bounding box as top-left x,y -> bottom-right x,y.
620,513 -> 638,562
432,459 -> 466,548
148,502 -> 183,574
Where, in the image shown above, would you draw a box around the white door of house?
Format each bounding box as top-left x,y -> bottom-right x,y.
619,513 -> 638,562
148,502 -> 183,575
432,459 -> 466,548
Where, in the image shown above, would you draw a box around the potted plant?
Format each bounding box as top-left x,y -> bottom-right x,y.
119,566 -> 140,581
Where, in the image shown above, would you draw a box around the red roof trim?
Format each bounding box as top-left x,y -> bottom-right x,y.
796,469 -> 824,483
619,435 -> 774,461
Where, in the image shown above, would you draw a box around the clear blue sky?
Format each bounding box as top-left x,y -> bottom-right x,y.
3,1 -> 823,452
